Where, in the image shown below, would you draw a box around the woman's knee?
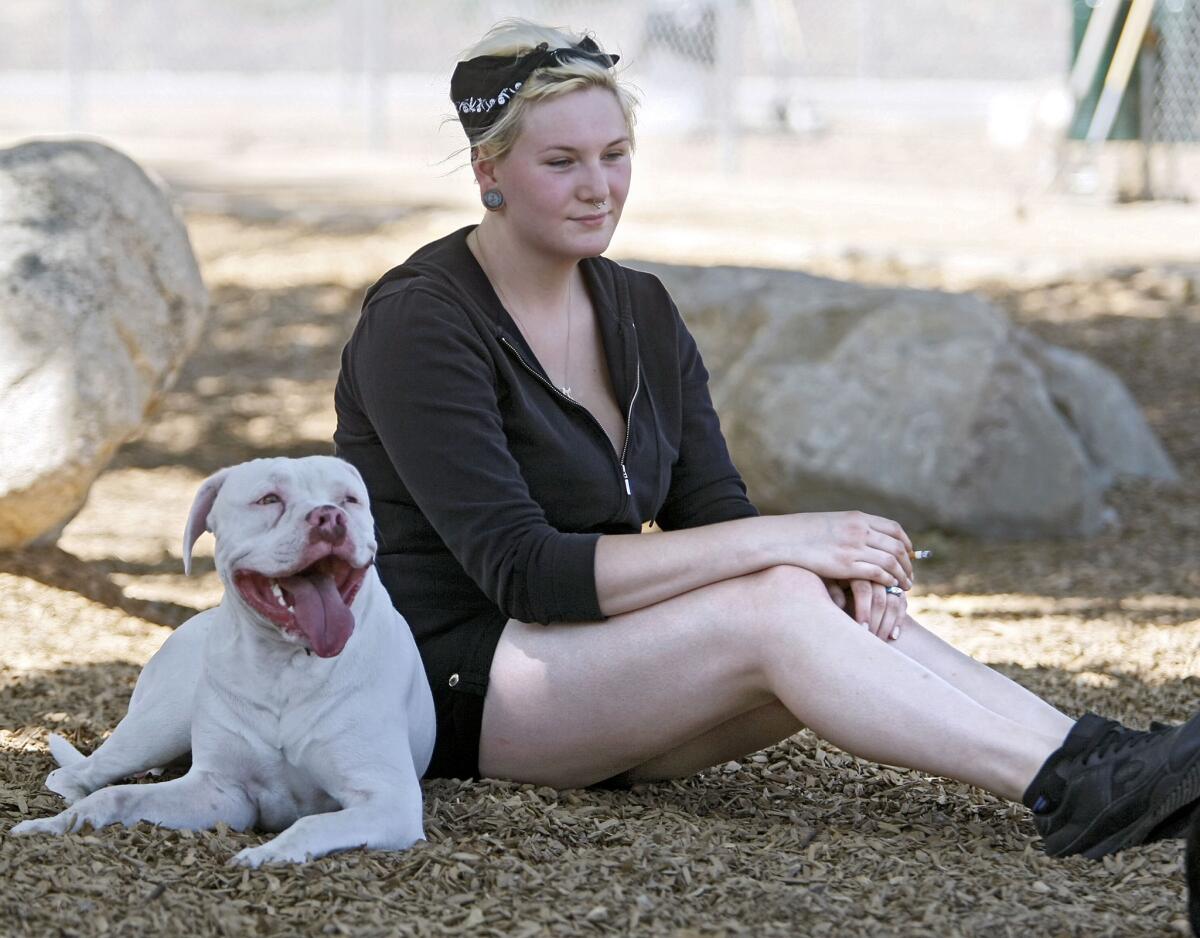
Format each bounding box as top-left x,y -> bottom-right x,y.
700,565 -> 841,677
745,564 -> 834,616
666,565 -> 832,667
713,565 -> 838,650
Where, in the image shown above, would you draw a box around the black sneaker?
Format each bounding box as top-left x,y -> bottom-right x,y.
1143,720 -> 1197,843
1186,804 -> 1200,935
1026,711 -> 1200,859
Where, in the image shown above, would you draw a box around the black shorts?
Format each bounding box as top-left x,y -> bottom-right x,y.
417,612 -> 507,780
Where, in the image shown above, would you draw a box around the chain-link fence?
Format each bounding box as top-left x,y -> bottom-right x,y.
0,0 -> 1083,174
0,0 -> 1074,77
1140,0 -> 1200,198
1151,0 -> 1200,143
22,0 -> 1200,195
6,1 -> 1075,110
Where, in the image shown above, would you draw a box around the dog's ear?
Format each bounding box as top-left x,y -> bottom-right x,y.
182,467 -> 234,575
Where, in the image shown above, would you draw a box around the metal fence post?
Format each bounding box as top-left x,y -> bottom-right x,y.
364,0 -> 388,150
715,0 -> 741,173
64,0 -> 90,132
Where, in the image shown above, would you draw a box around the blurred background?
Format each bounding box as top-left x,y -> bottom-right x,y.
2,0 -> 1198,282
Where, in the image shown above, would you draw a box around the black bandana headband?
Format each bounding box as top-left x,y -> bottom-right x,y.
451,36 -> 619,142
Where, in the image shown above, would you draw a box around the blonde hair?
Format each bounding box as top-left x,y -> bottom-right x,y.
455,18 -> 638,162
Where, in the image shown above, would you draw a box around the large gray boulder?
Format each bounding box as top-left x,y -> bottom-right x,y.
0,140 -> 209,549
631,262 -> 1177,538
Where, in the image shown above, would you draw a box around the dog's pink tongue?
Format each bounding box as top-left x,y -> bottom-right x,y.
280,572 -> 354,657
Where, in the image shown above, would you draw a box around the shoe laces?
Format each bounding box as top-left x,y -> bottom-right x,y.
1083,724 -> 1159,765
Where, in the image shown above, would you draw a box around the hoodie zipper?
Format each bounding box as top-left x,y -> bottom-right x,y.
499,334 -> 639,499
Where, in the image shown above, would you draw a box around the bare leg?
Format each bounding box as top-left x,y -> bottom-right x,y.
613,612 -> 1073,785
890,616 -> 1073,740
618,701 -> 800,783
479,566 -> 1063,799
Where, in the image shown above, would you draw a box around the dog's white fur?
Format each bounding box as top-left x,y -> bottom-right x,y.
12,456 -> 436,867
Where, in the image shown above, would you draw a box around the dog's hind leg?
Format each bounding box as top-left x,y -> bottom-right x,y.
13,768 -> 257,838
45,612 -> 215,804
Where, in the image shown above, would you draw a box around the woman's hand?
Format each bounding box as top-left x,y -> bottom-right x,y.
849,579 -> 907,641
593,512 -> 913,620
775,511 -> 914,589
825,578 -> 907,642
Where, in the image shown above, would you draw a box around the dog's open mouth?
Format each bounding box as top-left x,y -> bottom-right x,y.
233,556 -> 368,658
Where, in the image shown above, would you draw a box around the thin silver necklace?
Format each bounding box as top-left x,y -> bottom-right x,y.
474,230 -> 574,398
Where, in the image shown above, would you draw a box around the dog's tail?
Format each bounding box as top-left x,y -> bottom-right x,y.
47,733 -> 85,768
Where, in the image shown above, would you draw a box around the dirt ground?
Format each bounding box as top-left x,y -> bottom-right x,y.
1,201 -> 1199,937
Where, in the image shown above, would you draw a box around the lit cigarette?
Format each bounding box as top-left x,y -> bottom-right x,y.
910,549 -> 933,560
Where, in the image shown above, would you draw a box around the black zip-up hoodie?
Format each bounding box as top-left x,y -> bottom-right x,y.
334,226 -> 756,693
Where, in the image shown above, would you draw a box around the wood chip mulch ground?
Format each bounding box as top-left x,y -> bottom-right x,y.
1,211 -> 1198,937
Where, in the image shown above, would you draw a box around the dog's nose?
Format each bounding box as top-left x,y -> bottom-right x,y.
306,505 -> 347,545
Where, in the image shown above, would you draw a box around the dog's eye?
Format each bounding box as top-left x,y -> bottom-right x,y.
256,494 -> 281,506
344,494 -> 360,505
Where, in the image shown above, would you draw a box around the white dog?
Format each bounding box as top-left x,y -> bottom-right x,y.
12,456 -> 435,867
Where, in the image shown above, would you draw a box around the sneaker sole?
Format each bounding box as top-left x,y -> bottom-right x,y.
1066,731 -> 1200,860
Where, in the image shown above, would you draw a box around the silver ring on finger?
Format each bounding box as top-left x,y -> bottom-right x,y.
885,585 -> 904,596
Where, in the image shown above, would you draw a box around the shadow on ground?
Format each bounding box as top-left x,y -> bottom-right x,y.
112,281 -> 359,476
0,548 -> 200,629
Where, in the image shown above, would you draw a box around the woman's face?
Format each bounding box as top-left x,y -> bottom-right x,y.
482,85 -> 632,261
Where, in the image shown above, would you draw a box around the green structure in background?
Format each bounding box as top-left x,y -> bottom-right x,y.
1070,0 -> 1143,140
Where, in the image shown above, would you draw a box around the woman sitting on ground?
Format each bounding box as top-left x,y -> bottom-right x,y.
332,18 -> 1200,861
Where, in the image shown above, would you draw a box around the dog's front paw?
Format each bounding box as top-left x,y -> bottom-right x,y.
11,811 -> 78,837
228,842 -> 311,868
45,768 -> 93,805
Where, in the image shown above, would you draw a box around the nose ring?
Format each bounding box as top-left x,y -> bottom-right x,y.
592,199 -> 608,209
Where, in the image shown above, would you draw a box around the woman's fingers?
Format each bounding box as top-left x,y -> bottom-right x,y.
841,575 -> 907,642
862,546 -> 910,588
880,591 -> 904,641
867,583 -> 889,638
847,559 -> 900,588
861,513 -> 914,560
826,579 -> 847,609
865,531 -> 914,583
870,514 -> 913,554
848,580 -> 902,642
849,579 -> 874,633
